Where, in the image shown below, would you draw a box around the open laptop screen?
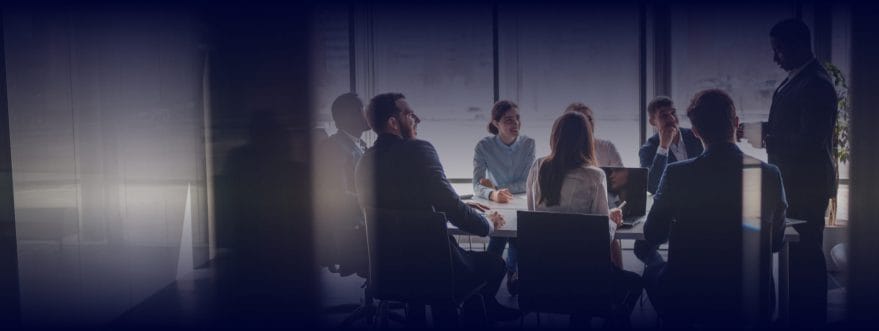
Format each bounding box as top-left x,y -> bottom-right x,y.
600,167 -> 648,220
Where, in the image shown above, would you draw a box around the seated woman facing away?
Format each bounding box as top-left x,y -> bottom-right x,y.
473,100 -> 535,296
564,102 -> 626,267
525,111 -> 642,326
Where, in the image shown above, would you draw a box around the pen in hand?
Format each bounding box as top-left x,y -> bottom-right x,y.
610,201 -> 626,226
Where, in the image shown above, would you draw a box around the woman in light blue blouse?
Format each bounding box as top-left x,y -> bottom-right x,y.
473,100 -> 535,295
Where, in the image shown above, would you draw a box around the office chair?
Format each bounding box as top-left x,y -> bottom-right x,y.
319,222 -> 406,328
364,208 -> 489,328
517,211 -> 623,328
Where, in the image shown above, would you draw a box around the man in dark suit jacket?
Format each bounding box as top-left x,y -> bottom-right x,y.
639,96 -> 705,195
635,96 -> 705,264
355,93 -> 519,324
760,19 -> 837,327
642,89 -> 787,326
315,93 -> 370,276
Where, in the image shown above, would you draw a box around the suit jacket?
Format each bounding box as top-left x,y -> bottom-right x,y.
355,133 -> 493,272
639,128 -> 704,194
644,143 -> 787,316
765,59 -> 838,203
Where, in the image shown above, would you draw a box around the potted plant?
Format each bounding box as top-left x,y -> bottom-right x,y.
823,62 -> 850,226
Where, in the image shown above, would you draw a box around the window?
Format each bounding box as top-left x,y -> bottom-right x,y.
670,3 -> 796,161
499,3 -> 642,167
310,4 -> 352,134
371,4 -> 495,178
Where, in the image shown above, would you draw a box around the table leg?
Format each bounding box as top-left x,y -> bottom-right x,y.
779,241 -> 790,327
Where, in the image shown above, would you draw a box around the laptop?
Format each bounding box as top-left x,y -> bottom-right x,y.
601,167 -> 648,227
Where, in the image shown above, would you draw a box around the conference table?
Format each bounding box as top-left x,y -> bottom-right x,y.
450,194 -> 800,325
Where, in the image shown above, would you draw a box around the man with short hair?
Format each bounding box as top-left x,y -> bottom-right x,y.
761,18 -> 837,327
355,93 -> 519,325
634,96 -> 705,265
639,96 -> 705,195
641,89 -> 787,326
315,93 -> 370,275
323,92 -> 370,212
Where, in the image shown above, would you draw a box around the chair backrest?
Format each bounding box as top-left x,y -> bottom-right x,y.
517,211 -> 614,314
363,208 -> 456,303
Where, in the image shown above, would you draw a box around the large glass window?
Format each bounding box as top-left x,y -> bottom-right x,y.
498,3 -> 642,167
310,4 -> 352,134
670,3 -> 796,161
370,4 -> 495,179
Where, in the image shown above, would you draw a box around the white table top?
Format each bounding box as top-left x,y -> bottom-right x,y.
451,194 -> 798,241
452,194 -> 646,239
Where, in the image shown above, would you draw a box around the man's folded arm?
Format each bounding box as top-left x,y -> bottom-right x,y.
418,140 -> 492,237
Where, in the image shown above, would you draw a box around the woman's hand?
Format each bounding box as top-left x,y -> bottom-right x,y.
493,188 -> 513,203
609,208 -> 623,226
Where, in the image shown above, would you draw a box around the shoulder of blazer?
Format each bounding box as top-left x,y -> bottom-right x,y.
788,61 -> 834,95
328,133 -> 355,150
641,134 -> 660,149
679,128 -> 703,152
665,156 -> 698,177
805,64 -> 836,94
639,134 -> 660,163
399,138 -> 439,161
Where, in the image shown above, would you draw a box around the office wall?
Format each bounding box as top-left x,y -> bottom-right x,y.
2,5 -> 208,326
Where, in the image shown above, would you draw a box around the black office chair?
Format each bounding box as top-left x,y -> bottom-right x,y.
363,208 -> 488,328
517,211 -> 618,327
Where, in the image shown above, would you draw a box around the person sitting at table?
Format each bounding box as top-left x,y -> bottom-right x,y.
473,100 -> 535,296
640,96 -> 704,195
525,111 -> 642,324
634,96 -> 705,266
355,92 -> 520,325
564,102 -> 627,267
564,102 -> 623,167
640,89 -> 787,326
315,93 -> 370,277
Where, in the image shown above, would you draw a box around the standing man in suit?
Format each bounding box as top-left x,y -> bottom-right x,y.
355,93 -> 520,325
634,96 -> 704,264
315,93 -> 371,275
642,89 -> 787,326
760,19 -> 837,327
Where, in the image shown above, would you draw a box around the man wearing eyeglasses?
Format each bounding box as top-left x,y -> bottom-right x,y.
355,93 -> 520,326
